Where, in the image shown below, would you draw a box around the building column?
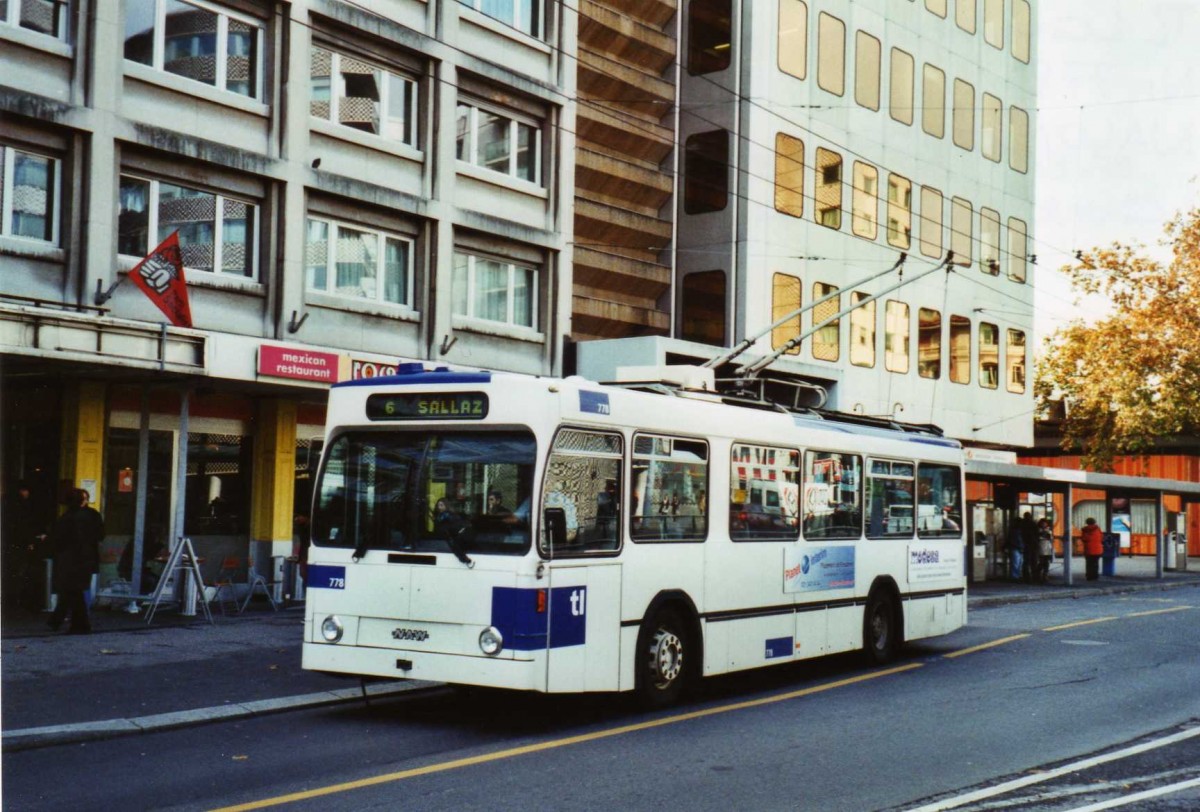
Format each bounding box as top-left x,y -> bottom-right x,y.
59,381 -> 106,508
251,399 -> 298,565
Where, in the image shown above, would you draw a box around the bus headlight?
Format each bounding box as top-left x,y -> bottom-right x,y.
321,615 -> 344,643
479,626 -> 503,656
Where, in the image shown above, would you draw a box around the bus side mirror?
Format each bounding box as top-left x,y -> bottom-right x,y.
544,507 -> 567,548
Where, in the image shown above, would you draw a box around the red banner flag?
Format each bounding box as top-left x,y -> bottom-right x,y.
129,231 -> 192,328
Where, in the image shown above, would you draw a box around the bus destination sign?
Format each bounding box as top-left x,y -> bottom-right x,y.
366,392 -> 489,421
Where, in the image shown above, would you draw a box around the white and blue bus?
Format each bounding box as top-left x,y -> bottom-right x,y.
302,364 -> 966,706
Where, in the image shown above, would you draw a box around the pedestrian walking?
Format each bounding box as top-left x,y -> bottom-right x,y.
1081,517 -> 1103,582
48,488 -> 104,634
1035,517 -> 1054,584
1019,511 -> 1039,582
3,479 -> 47,611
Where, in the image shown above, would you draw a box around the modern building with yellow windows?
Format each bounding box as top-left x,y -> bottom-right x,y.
577,0 -> 1036,449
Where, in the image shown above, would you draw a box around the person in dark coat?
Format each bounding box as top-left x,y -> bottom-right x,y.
3,479 -> 46,611
1019,511 -> 1039,583
48,488 -> 104,634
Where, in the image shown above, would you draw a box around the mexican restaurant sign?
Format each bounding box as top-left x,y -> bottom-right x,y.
258,344 -> 339,383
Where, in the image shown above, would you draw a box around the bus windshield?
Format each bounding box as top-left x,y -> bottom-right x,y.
312,430 -> 537,557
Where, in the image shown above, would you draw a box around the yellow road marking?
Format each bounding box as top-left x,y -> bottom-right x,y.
1126,605 -> 1193,618
1043,616 -> 1118,632
942,633 -> 1030,659
210,662 -> 923,811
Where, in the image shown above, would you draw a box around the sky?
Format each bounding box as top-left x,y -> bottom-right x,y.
1034,0 -> 1200,347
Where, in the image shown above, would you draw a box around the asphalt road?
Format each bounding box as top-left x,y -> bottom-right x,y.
4,590 -> 1198,812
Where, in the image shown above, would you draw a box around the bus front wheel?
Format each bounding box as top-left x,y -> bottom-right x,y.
636,608 -> 688,709
863,590 -> 900,665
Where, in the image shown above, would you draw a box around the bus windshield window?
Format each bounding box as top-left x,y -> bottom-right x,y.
631,434 -> 709,542
312,431 -> 537,556
802,451 -> 863,539
916,463 -> 962,537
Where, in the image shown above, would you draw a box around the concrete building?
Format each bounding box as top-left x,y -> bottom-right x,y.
0,0 -> 576,586
577,0 -> 1037,450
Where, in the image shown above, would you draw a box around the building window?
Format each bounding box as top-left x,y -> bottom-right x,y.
817,12 -> 845,96
1010,106 -> 1029,173
1008,217 -> 1028,282
980,207 -> 1001,275
890,48 -> 914,126
458,0 -> 540,38
979,322 -> 999,388
730,444 -> 800,541
852,161 -> 878,240
0,145 -> 59,244
953,78 -> 975,151
456,102 -> 541,184
984,0 -> 1004,48
124,0 -> 263,99
452,251 -> 537,329
887,174 -> 912,249
925,0 -> 947,18
950,196 -> 972,266
866,459 -> 915,539
981,92 -> 1002,162
812,282 -> 839,362
2,0 -> 68,38
688,0 -> 731,75
778,0 -> 807,80
918,307 -> 940,379
850,292 -> 875,368
885,300 -> 909,373
118,174 -> 256,277
949,314 -> 970,384
683,130 -> 729,214
854,31 -> 881,111
772,273 -> 801,354
774,133 -> 804,218
922,64 -> 945,139
305,218 -> 412,306
803,451 -> 862,540
310,48 -> 417,147
955,0 -> 976,33
185,432 -> 252,536
1007,329 -> 1026,393
680,270 -> 726,346
631,435 -> 709,542
919,186 -> 943,258
815,148 -> 842,229
1012,0 -> 1031,63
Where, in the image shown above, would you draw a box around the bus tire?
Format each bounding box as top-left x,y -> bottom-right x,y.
863,589 -> 900,665
636,607 -> 689,709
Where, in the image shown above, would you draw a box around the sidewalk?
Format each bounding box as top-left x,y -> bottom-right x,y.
3,557 -> 1198,752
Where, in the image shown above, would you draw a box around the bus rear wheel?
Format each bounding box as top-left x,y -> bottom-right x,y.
863,590 -> 900,665
636,608 -> 688,709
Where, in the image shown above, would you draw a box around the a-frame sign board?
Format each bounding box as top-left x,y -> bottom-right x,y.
145,537 -> 213,625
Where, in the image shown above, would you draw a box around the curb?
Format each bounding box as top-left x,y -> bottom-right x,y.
967,577 -> 1200,609
1,679 -> 441,753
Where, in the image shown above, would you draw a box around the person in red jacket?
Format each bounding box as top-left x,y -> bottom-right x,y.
1081,517 -> 1104,581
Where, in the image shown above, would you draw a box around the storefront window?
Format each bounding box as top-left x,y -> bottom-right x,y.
185,432 -> 252,536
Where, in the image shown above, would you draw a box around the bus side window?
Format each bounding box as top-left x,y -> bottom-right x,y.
631,434 -> 709,542
802,450 -> 863,540
541,429 -> 624,555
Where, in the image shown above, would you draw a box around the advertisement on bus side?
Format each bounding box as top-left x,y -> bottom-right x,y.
783,546 -> 855,593
907,545 -> 963,582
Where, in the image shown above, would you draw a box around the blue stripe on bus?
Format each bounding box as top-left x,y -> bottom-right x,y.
333,370 -> 493,388
491,586 -> 587,651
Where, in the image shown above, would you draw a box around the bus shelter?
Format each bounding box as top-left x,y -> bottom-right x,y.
964,461 -> 1200,585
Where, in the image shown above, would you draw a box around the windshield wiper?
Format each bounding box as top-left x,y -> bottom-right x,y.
444,523 -> 474,568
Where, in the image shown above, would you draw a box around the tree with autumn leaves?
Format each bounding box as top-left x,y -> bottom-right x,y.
1036,207 -> 1200,472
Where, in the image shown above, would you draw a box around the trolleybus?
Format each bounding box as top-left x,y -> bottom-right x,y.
302,364 -> 967,706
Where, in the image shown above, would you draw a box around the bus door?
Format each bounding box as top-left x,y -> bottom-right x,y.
539,426 -> 626,692
543,561 -> 622,693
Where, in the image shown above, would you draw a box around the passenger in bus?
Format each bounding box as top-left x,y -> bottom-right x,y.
479,490 -> 529,537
